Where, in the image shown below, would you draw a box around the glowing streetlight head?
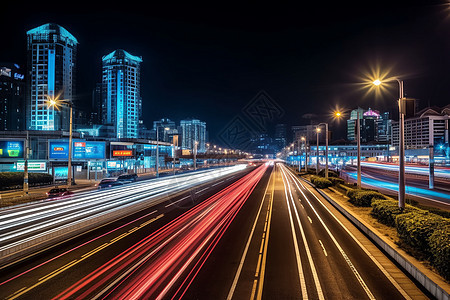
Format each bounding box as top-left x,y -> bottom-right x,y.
164,127 -> 170,131
301,136 -> 305,141
335,111 -> 342,118
316,127 -> 321,133
373,79 -> 382,86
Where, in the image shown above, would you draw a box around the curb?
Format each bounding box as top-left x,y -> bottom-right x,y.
301,177 -> 449,300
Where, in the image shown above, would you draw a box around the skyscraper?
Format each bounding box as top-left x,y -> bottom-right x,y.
180,119 -> 206,153
0,64 -> 25,131
26,23 -> 78,130
102,49 -> 142,138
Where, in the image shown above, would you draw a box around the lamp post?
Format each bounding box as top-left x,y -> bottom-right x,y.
193,141 -> 198,170
47,97 -> 73,187
301,136 -> 307,172
316,127 -> 320,175
156,126 -> 170,177
373,78 -> 406,209
317,123 -> 329,179
356,110 -> 362,188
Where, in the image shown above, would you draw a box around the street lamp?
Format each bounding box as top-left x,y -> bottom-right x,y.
156,126 -> 170,177
301,136 -> 307,172
316,123 -> 329,178
47,96 -> 73,187
193,141 -> 198,170
372,78 -> 406,209
316,127 -> 321,175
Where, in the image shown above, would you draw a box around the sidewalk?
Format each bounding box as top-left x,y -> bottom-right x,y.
299,173 -> 450,300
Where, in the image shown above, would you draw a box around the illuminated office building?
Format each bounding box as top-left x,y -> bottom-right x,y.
102,49 -> 142,138
26,23 -> 78,130
180,119 -> 206,153
0,64 -> 25,130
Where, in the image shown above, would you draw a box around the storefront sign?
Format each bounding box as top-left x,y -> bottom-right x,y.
112,150 -> 133,157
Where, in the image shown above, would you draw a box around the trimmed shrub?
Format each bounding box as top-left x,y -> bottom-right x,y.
328,177 -> 344,186
396,212 -> 450,255
346,188 -> 362,201
0,172 -> 53,190
371,199 -> 423,227
428,225 -> 450,281
347,189 -> 385,207
318,169 -> 339,178
310,175 -> 332,189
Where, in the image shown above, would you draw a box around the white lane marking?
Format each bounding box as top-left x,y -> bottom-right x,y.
288,168 -> 412,300
227,168 -> 273,300
281,170 -> 309,300
195,187 -> 209,194
307,216 -> 313,224
164,196 -> 190,208
282,170 -> 324,300
211,180 -> 224,187
318,240 -> 328,257
282,166 -> 376,300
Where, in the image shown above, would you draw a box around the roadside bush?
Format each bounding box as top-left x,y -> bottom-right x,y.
428,225 -> 450,281
396,212 -> 450,255
318,169 -> 339,178
328,177 -> 344,186
347,189 -> 385,207
310,175 -> 332,189
371,200 -> 423,227
0,172 -> 53,190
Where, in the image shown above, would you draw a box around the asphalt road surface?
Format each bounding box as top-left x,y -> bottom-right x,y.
0,163 -> 429,299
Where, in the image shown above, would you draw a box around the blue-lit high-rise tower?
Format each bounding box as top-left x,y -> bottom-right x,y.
26,23 -> 78,130
102,49 -> 142,138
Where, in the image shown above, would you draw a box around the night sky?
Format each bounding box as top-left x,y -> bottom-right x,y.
3,1 -> 450,142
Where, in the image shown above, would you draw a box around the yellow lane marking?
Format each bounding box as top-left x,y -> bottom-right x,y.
7,213 -> 164,300
252,168 -> 275,300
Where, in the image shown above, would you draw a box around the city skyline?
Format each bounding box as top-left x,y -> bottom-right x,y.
3,1 -> 450,143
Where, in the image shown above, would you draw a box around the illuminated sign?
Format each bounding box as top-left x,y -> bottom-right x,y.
49,140 -> 106,160
16,161 -> 47,171
0,140 -> 24,158
113,150 -> 133,157
14,73 -> 24,80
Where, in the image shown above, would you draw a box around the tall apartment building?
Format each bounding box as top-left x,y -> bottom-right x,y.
180,119 -> 206,153
26,23 -> 77,130
391,106 -> 450,149
102,49 -> 142,138
0,64 -> 25,130
153,118 -> 177,143
347,107 -> 392,143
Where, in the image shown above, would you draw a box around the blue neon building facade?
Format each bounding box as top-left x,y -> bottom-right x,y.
102,50 -> 142,138
26,23 -> 78,131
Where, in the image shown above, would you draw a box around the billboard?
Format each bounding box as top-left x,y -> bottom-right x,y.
49,140 -> 106,160
112,150 -> 133,157
0,140 -> 24,158
16,161 -> 47,171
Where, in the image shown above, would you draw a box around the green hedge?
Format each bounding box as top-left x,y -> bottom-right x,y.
347,189 -> 386,207
310,175 -> 332,189
371,199 -> 423,227
328,177 -> 344,185
396,212 -> 450,255
428,225 -> 450,281
0,172 -> 53,190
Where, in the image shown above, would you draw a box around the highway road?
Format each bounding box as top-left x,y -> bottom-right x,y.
342,165 -> 450,210
0,163 -> 429,299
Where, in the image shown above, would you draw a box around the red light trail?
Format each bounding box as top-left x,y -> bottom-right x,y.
53,164 -> 268,299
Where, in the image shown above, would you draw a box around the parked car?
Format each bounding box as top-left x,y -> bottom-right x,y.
117,173 -> 138,183
97,178 -> 124,189
47,188 -> 73,198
